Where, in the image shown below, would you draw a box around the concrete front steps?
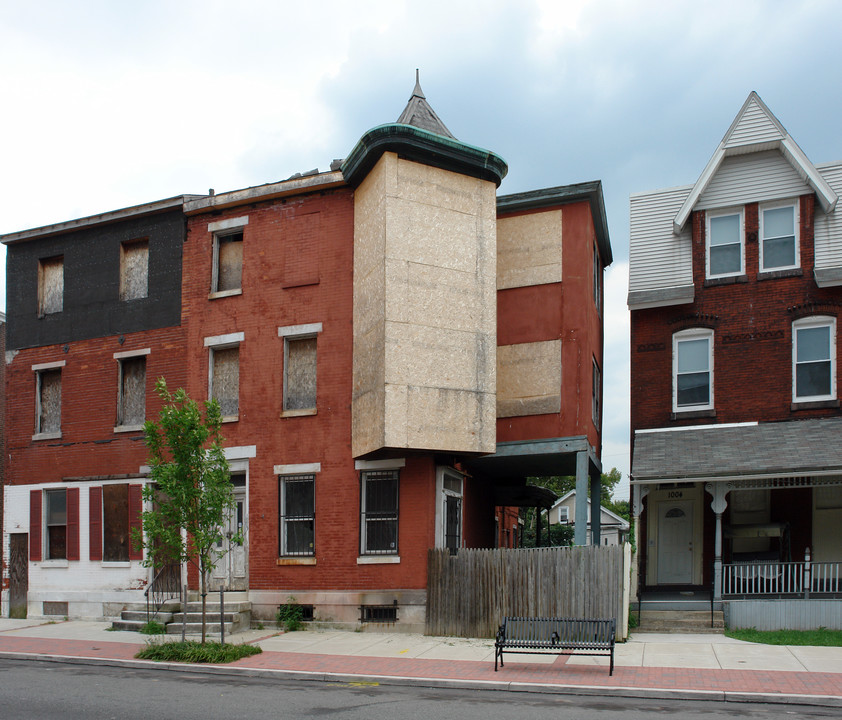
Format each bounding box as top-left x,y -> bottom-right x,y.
167,593 -> 252,636
111,600 -> 180,632
636,609 -> 725,633
111,593 -> 251,635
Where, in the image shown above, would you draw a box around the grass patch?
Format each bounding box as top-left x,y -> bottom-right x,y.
135,640 -> 262,663
725,627 -> 842,646
139,620 -> 167,635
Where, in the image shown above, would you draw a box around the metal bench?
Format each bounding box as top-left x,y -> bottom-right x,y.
494,616 -> 616,675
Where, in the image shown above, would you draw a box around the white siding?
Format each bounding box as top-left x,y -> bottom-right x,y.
629,186 -> 694,293
814,161 -> 842,271
724,96 -> 784,148
696,151 -> 811,210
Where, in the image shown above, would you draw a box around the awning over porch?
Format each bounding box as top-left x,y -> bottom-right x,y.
631,417 -> 842,484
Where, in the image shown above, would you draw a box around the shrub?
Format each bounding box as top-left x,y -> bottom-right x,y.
277,597 -> 304,632
140,620 -> 167,635
135,640 -> 262,663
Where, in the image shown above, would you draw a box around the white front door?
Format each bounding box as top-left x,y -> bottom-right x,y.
210,477 -> 248,591
657,500 -> 694,584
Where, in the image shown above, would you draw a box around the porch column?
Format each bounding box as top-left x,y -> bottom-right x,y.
705,482 -> 729,601
574,450 -> 589,546
590,468 -> 602,546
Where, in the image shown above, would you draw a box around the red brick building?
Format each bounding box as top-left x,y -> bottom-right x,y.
628,93 -> 842,628
2,81 -> 611,627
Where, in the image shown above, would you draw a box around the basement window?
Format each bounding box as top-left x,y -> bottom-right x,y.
360,605 -> 398,623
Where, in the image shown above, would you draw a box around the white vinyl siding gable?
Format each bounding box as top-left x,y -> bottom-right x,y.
628,186 -> 694,305
723,96 -> 785,148
696,152 -> 811,211
814,161 -> 842,284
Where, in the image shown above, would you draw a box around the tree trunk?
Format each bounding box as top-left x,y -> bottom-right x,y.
200,558 -> 207,644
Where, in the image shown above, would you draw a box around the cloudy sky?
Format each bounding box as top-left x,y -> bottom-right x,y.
4,0 -> 842,499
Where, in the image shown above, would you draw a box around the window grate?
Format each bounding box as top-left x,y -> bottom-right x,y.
360,605 -> 398,623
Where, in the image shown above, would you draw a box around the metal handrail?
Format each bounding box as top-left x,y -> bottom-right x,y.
144,562 -> 182,623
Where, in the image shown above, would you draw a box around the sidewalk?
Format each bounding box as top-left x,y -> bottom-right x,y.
0,619 -> 840,708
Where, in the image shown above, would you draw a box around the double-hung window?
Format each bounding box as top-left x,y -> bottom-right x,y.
205,332 -> 244,420
673,329 -> 713,411
707,209 -> 743,278
279,474 -> 315,557
760,201 -> 798,272
360,470 -> 399,556
793,316 -> 836,402
45,489 -> 67,560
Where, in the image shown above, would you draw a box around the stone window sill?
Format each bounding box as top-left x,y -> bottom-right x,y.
791,399 -> 839,411
357,555 -> 400,564
209,289 -> 242,300
276,557 -> 316,566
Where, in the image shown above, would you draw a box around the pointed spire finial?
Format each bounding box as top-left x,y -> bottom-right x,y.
411,68 -> 425,100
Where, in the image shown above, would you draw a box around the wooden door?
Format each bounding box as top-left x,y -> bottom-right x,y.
9,534 -> 28,618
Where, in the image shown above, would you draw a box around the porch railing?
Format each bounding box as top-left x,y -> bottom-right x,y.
145,562 -> 182,622
722,559 -> 841,598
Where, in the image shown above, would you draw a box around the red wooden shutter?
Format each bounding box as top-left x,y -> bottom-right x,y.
128,484 -> 143,561
89,487 -> 103,561
29,490 -> 42,561
66,488 -> 80,561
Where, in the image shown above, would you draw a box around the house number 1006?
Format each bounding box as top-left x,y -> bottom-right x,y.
668,491 -> 683,499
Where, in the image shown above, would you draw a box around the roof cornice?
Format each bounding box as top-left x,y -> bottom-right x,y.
342,123 -> 507,189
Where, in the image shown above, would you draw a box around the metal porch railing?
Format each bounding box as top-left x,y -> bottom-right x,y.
145,562 -> 182,622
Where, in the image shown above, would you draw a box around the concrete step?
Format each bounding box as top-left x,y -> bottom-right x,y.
167,622 -> 236,635
636,610 -> 725,633
182,601 -> 252,613
120,610 -> 175,623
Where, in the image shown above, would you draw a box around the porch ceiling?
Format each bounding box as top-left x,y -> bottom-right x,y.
632,417 -> 842,484
463,436 -> 598,482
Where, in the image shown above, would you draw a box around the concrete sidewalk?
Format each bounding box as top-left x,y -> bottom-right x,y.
0,619 -> 840,708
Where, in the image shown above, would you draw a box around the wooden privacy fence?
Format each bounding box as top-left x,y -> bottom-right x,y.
426,545 -> 630,639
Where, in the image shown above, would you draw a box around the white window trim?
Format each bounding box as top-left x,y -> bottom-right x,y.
359,468 -> 400,559
673,328 -> 714,413
113,348 -> 151,360
435,467 -> 464,551
205,332 -> 243,422
209,217 -> 248,299
279,323 -> 322,417
706,207 -> 744,279
759,199 -> 800,273
792,315 -> 836,403
33,363 -> 64,440
277,465 -> 319,558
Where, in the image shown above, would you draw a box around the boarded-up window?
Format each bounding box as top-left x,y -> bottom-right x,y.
283,212 -> 320,288
118,356 -> 146,426
46,489 -> 67,560
103,484 -> 130,562
214,231 -> 243,293
120,240 -> 149,301
284,337 -> 317,411
37,369 -> 61,434
212,346 -> 239,417
38,256 -> 64,315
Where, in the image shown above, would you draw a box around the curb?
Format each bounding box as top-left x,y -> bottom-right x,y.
2,650 -> 841,709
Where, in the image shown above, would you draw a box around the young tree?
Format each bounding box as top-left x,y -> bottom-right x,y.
134,378 -> 241,643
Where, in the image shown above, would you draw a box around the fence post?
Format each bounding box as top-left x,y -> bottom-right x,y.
803,547 -> 811,600
220,588 -> 225,644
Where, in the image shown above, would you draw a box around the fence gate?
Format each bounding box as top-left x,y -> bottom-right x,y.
426,545 -> 629,639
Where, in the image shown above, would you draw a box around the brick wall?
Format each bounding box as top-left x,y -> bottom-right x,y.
182,189 -> 437,593
631,194 -> 842,432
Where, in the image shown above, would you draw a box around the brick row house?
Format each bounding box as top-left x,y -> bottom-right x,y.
629,92 -> 842,628
2,80 -> 612,626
